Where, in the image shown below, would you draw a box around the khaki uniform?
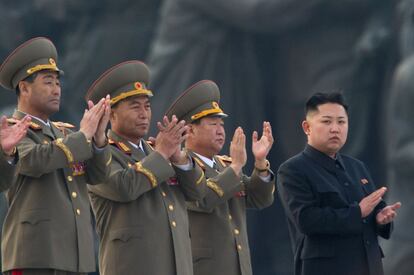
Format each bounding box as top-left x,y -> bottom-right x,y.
187,151 -> 274,275
88,130 -> 206,275
0,148 -> 17,192
1,110 -> 111,273
164,80 -> 275,275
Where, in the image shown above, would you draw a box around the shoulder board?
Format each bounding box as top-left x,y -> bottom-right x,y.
52,121 -> 75,129
144,140 -> 154,150
29,121 -> 42,130
7,117 -> 42,130
6,118 -> 18,125
216,155 -> 232,163
216,155 -> 232,167
193,157 -> 206,170
116,141 -> 131,154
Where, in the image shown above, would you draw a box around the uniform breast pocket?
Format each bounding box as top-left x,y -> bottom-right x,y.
193,247 -> 213,263
109,227 -> 142,243
109,227 -> 146,273
20,210 -> 52,245
20,209 -> 51,225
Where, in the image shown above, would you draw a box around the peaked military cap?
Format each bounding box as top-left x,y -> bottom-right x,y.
85,60 -> 152,105
0,37 -> 63,91
165,80 -> 227,123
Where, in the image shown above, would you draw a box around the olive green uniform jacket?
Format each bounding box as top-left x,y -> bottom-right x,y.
0,148 -> 17,192
187,151 -> 275,275
2,110 -> 111,273
88,130 -> 206,275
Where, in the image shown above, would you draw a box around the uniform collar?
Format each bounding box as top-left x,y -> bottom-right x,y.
193,152 -> 216,169
303,144 -> 345,172
13,109 -> 59,140
108,129 -> 151,158
187,150 -> 222,178
14,109 -> 50,127
127,140 -> 145,152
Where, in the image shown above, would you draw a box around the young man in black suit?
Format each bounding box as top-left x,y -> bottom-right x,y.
277,92 -> 401,275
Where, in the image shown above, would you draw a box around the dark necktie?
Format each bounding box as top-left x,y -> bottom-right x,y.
212,161 -> 218,171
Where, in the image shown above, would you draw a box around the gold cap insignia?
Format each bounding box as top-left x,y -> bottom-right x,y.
134,82 -> 142,89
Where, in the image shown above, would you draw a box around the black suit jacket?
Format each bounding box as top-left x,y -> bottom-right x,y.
277,145 -> 391,275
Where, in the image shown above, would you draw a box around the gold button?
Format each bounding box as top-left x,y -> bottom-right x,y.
171,221 -> 177,227
228,215 -> 232,220
234,229 -> 240,235
162,192 -> 167,197
67,176 -> 73,182
168,204 -> 174,211
237,244 -> 242,250
76,209 -> 81,215
71,192 -> 77,198
128,163 -> 132,168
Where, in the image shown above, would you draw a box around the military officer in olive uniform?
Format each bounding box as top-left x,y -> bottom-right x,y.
86,60 -> 207,275
0,37 -> 112,275
165,80 -> 275,275
0,115 -> 31,190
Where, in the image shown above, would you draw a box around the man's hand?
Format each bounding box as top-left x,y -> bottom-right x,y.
170,144 -> 189,165
79,98 -> 106,141
252,121 -> 274,161
376,202 -> 402,225
0,115 -> 31,155
359,187 -> 387,218
93,95 -> 111,147
229,127 -> 247,177
155,116 -> 187,161
252,121 -> 274,174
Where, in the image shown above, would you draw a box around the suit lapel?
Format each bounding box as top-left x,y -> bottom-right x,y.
188,151 -> 218,178
130,145 -> 145,162
50,122 -> 64,140
213,156 -> 226,173
13,110 -> 56,140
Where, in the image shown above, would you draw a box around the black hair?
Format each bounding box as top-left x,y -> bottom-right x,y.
15,72 -> 38,97
305,92 -> 348,116
191,118 -> 202,125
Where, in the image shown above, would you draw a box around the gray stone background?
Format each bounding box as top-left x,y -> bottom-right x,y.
0,0 -> 412,274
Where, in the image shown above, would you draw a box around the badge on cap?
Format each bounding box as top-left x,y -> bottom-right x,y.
26,58 -> 59,75
134,82 -> 142,89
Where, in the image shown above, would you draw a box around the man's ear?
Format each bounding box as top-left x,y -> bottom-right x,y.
187,123 -> 196,136
18,81 -> 29,95
302,120 -> 310,136
110,107 -> 117,122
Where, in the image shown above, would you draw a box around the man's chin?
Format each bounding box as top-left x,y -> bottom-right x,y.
215,144 -> 224,154
327,144 -> 343,153
136,130 -> 149,139
46,106 -> 59,116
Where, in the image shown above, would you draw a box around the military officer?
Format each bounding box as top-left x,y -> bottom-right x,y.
85,60 -> 207,275
165,80 -> 275,275
277,92 -> 401,275
0,37 -> 112,275
0,115 -> 31,191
